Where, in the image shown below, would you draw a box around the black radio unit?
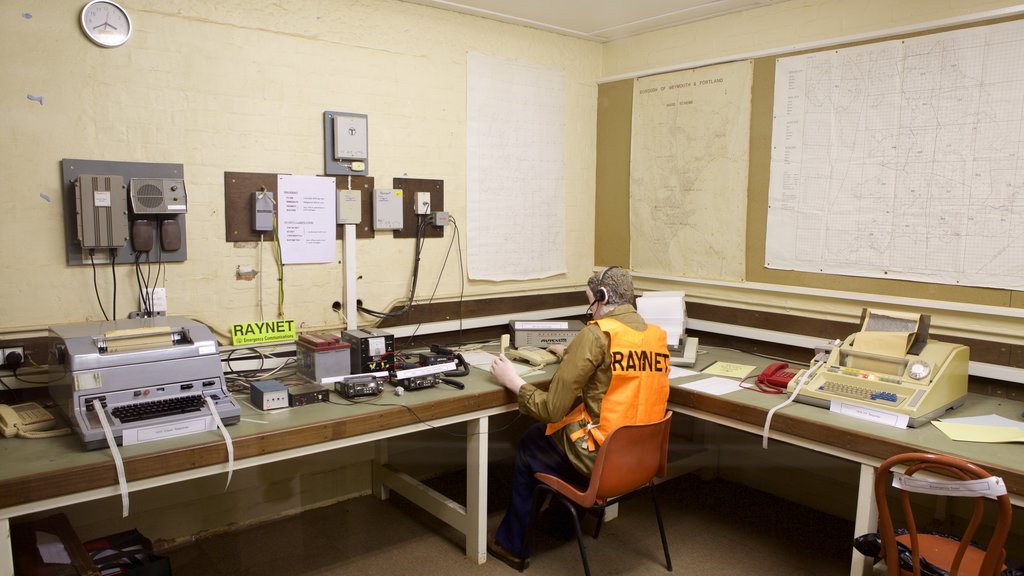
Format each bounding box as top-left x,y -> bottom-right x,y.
342,328 -> 395,373
333,372 -> 389,399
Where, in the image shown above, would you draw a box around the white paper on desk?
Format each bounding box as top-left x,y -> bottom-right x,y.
36,530 -> 72,564
677,376 -> 742,396
830,401 -> 909,429
669,366 -> 699,379
461,350 -> 536,376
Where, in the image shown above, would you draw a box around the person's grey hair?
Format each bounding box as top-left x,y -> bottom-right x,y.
587,266 -> 634,308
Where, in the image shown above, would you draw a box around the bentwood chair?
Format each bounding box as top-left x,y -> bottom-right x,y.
873,452 -> 1012,576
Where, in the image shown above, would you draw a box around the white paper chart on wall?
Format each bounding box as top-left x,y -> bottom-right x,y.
628,60 -> 754,282
465,52 -> 566,281
766,18 -> 1024,290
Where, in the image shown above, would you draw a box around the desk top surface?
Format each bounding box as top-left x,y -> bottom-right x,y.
1,344 -> 1022,512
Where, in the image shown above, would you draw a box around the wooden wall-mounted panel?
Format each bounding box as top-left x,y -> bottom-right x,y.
339,176 -> 376,239
224,172 -> 279,243
393,177 -> 444,239
224,173 -> 376,242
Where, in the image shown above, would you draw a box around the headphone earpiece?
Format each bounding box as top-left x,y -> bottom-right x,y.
593,266 -> 620,305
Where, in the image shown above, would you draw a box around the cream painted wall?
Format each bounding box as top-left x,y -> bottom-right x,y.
602,0 -> 1024,79
0,0 -> 601,335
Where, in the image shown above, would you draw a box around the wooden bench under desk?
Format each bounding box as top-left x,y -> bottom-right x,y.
0,370 -> 518,576
669,346 -> 1024,576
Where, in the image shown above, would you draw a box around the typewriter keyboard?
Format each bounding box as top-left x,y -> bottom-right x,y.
111,394 -> 206,423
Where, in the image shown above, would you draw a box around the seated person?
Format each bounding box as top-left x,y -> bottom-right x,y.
488,266 -> 672,568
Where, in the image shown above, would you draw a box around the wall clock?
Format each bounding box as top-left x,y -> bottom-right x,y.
80,0 -> 132,48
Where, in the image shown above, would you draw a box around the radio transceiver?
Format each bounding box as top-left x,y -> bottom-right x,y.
326,371 -> 389,399
508,320 -> 584,348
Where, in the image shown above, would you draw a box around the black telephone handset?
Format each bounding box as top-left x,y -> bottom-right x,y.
755,362 -> 798,393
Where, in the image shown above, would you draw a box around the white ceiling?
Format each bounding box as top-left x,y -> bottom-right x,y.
400,0 -> 781,42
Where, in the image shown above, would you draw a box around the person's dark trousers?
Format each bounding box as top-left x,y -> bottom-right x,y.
494,422 -> 590,558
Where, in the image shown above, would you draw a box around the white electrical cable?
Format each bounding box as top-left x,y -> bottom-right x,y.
761,356 -> 826,449
93,399 -> 130,517
205,396 -> 235,490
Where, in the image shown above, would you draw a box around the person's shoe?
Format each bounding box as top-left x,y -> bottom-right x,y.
487,536 -> 528,571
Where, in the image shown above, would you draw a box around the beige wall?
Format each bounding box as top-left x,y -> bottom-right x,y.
598,0 -> 1024,346
0,0 -> 601,335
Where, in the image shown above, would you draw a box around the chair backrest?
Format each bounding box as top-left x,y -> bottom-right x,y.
874,452 -> 1013,576
583,411 -> 672,504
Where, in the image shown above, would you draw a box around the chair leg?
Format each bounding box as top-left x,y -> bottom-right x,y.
551,493 -> 592,576
593,507 -> 606,539
649,485 -> 673,572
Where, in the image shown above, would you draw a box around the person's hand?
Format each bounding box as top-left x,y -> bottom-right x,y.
545,344 -> 566,360
491,354 -> 526,394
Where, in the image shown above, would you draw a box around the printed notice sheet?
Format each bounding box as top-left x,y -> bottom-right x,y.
278,175 -> 336,264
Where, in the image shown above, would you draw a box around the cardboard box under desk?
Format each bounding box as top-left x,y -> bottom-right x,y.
11,513 -> 100,576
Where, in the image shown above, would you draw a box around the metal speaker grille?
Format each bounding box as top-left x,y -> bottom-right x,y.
135,184 -> 164,209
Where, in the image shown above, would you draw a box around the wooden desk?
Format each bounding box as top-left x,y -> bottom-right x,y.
0,372 -> 517,576
671,346 -> 1024,576
3,347 -> 1021,576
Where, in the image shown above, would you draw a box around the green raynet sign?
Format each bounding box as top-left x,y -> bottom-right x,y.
230,320 -> 296,346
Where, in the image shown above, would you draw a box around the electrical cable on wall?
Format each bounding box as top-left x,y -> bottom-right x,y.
110,249 -> 117,321
272,214 -> 284,319
358,215 -> 431,319
89,249 -> 109,321
403,215 -> 465,347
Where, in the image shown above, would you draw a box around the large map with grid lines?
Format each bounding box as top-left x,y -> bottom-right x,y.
766,19 -> 1024,290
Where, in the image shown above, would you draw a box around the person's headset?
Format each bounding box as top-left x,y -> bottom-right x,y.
593,266 -> 622,304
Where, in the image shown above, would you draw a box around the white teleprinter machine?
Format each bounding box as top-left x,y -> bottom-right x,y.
48,316 -> 240,450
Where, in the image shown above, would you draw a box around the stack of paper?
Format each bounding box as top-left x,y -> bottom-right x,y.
636,291 -> 686,348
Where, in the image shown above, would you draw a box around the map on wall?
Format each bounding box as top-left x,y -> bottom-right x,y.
766,19 -> 1024,290
630,60 -> 753,281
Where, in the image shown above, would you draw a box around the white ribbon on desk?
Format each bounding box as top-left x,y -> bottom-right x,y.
92,399 -> 131,517
205,396 -> 235,491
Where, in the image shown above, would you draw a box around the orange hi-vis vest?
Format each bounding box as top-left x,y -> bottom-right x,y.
546,317 -> 671,451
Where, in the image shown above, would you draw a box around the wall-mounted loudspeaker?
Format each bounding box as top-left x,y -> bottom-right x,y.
129,178 -> 187,215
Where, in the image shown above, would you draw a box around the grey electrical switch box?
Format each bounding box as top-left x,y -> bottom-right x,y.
333,114 -> 368,161
337,189 -> 361,224
254,191 -> 275,231
75,174 -> 128,249
373,188 -> 404,230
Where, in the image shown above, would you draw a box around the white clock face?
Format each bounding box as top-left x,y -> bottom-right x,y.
81,1 -> 132,48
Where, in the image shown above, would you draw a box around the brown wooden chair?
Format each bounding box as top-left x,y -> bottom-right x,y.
874,452 -> 1013,576
523,411 -> 673,576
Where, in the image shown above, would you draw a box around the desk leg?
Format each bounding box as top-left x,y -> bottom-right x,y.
850,463 -> 877,576
373,438 -> 390,501
1,517 -> 12,576
466,416 -> 487,564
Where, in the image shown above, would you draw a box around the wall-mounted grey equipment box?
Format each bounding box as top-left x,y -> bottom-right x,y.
62,159 -> 188,266
323,111 -> 368,177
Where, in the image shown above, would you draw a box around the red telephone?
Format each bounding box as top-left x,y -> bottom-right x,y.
756,362 -> 798,391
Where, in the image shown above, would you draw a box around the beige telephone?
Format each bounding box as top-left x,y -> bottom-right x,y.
0,402 -> 70,439
506,346 -> 560,367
